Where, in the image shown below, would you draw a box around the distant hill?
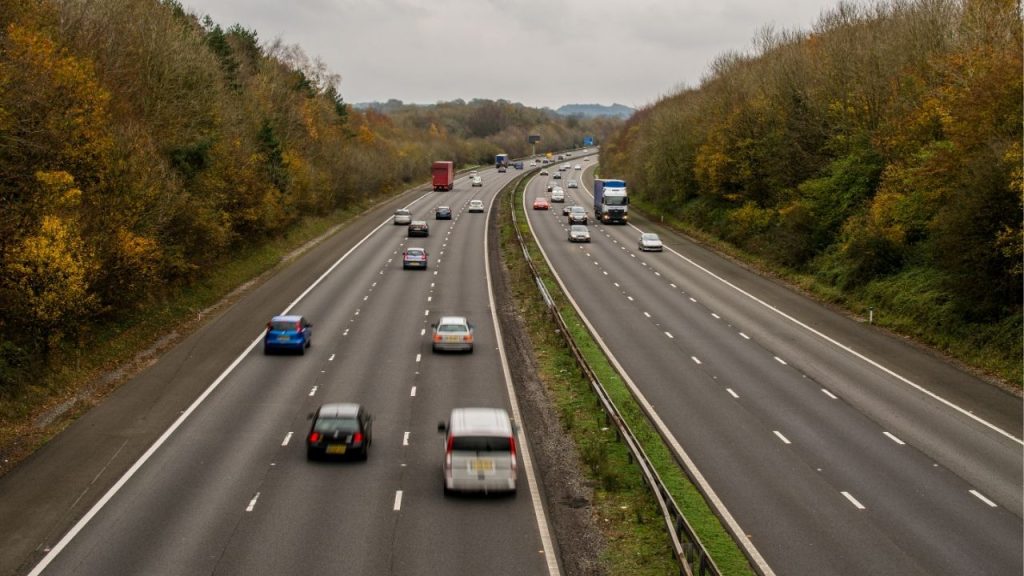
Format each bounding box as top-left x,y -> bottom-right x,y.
556,103 -> 635,119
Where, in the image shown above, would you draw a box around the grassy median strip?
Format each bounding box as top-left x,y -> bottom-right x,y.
501,177 -> 754,576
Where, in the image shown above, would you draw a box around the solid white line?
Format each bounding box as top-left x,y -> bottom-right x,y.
884,432 -> 906,445
281,432 -> 293,446
822,388 -> 838,400
774,356 -> 787,365
774,431 -> 792,444
246,492 -> 260,512
309,386 -> 317,397
393,490 -> 403,511
403,431 -> 410,446
691,356 -> 701,364
969,489 -> 998,507
842,491 -> 866,510
410,386 -> 416,397
727,388 -> 740,399
665,332 -> 674,339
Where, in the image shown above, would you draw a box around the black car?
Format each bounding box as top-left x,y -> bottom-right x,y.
567,206 -> 588,225
307,403 -> 373,461
408,220 -> 430,237
435,206 -> 452,220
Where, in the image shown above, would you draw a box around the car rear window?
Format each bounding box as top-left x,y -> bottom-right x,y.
270,321 -> 299,331
314,417 -> 359,434
406,249 -> 424,256
438,324 -> 465,332
451,435 -> 511,452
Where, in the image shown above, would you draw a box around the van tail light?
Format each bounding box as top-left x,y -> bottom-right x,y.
353,432 -> 364,445
445,435 -> 454,468
308,432 -> 321,444
509,435 -> 518,473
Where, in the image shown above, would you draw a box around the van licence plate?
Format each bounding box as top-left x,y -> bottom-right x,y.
470,459 -> 494,472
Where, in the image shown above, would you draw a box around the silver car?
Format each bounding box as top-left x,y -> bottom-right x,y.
431,315 -> 474,352
471,175 -> 483,187
468,199 -> 485,213
393,208 -> 412,225
439,408 -> 517,495
568,225 -> 591,243
639,232 -> 663,252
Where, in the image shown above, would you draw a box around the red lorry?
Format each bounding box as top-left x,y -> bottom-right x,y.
432,161 -> 454,191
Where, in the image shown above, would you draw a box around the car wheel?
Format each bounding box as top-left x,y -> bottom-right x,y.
306,449 -> 318,461
359,447 -> 369,461
467,344 -> 474,354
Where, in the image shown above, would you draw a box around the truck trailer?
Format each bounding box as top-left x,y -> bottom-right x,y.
593,179 -> 629,224
432,161 -> 454,191
495,153 -> 509,172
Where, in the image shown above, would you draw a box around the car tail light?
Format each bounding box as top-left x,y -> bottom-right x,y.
295,322 -> 303,332
433,333 -> 442,343
463,334 -> 473,343
353,431 -> 364,444
509,435 -> 517,472
445,435 -> 454,468
308,432 -> 321,444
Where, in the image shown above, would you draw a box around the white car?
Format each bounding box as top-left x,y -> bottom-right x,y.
574,164 -> 581,170
471,175 -> 483,187
567,180 -> 578,189
468,199 -> 485,213
393,209 -> 412,225
639,233 -> 663,252
568,225 -> 591,243
431,316 -> 474,353
550,188 -> 565,202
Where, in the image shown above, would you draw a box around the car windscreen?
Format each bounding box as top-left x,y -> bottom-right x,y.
451,435 -> 511,452
604,196 -> 628,206
314,417 -> 359,434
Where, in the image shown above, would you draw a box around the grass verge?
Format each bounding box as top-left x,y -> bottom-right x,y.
499,177 -> 754,575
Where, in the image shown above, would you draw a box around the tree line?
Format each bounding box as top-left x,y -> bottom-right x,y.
0,0 -> 618,392
601,0 -> 1021,381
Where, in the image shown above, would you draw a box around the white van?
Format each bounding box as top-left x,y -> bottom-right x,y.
438,408 -> 518,495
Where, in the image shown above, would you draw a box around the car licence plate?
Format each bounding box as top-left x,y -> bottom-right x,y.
276,335 -> 290,341
470,459 -> 494,472
444,336 -> 460,342
326,444 -> 347,454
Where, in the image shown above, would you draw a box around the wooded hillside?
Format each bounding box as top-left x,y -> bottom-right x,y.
601,0 -> 1022,382
0,0 -> 616,393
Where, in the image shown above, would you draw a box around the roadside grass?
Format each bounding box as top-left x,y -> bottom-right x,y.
0,198 -> 378,475
501,178 -> 754,575
630,196 -> 1022,389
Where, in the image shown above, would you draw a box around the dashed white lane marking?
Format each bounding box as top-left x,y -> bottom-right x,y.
654,271 -> 661,276
427,296 -> 432,302
670,283 -> 677,288
643,312 -> 651,318
416,353 -> 422,363
774,356 -> 787,365
393,490 -> 403,511
246,492 -> 260,512
739,332 -> 750,340
309,386 -> 318,397
424,309 -> 430,316
603,271 -> 608,275
614,282 -> 620,287
363,295 -> 368,301
328,354 -> 335,361
627,296 -> 634,301
691,356 -> 701,365
343,329 -> 350,336
665,332 -> 674,339
969,490 -> 998,507
884,432 -> 906,445
420,328 -> 426,336
842,491 -> 866,510
410,386 -> 417,397
403,431 -> 410,446
773,431 -> 792,444
711,313 -> 720,319
281,432 -> 293,446
727,388 -> 740,399
689,297 -> 697,303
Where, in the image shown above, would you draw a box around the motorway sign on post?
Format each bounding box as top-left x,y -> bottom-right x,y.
529,134 -> 541,157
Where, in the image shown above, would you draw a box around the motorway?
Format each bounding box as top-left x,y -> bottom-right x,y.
523,161 -> 1023,575
1,166 -> 558,575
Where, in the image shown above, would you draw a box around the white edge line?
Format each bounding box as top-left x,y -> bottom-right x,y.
531,178 -> 770,575
821,388 -> 838,400
494,185 -> 561,576
26,190 -> 433,576
883,431 -> 906,445
727,388 -> 740,399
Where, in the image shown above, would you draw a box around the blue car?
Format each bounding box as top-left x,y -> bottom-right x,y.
264,315 -> 313,355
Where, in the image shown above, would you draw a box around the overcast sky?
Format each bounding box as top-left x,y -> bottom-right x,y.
182,0 -> 849,110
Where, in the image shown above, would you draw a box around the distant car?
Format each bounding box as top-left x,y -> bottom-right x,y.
431,315 -> 474,353
408,220 -> 429,237
584,157 -> 590,161
574,164 -> 582,170
435,206 -> 452,220
264,315 -> 312,355
568,225 -> 591,243
403,247 -> 428,269
306,403 -> 372,461
567,180 -> 578,189
639,233 -> 663,252
533,197 -> 550,210
561,164 -> 570,171
550,188 -> 565,202
539,169 -> 549,176
468,199 -> 485,213
562,204 -> 572,215
471,175 -> 483,187
553,173 -> 561,180
438,407 -> 518,495
393,209 -> 412,225
567,205 -> 588,224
